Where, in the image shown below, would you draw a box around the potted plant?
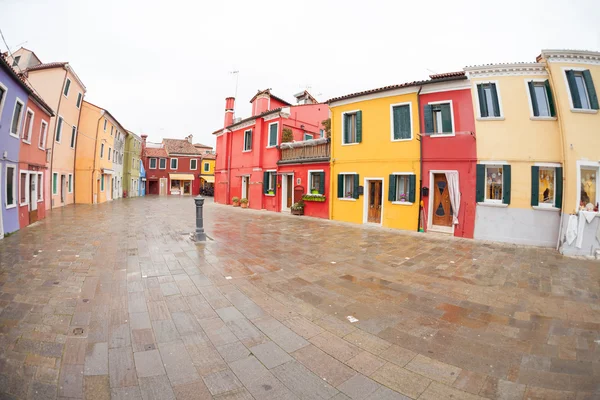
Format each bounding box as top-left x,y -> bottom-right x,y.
291,200 -> 305,216
232,196 -> 240,207
240,198 -> 249,208
311,188 -> 320,194
282,128 -> 294,143
268,190 -> 275,195
399,193 -> 407,202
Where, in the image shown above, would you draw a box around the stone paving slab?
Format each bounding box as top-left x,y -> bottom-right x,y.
1,196 -> 599,399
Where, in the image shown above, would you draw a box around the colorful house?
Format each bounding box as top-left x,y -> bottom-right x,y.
214,90 -> 329,217
9,48 -> 86,210
1,55 -> 33,237
199,152 -> 215,193
111,129 -> 126,200
328,83 -> 421,229
539,50 -> 600,256
465,60 -> 563,247
139,159 -> 146,196
420,72 -> 477,238
141,136 -> 168,195
75,101 -> 128,204
124,131 -> 142,197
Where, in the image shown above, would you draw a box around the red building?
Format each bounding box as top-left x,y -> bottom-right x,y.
419,72 -> 477,238
214,89 -> 330,218
18,92 -> 54,228
141,135 -> 203,196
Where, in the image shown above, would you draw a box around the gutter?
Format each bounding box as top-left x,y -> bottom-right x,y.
72,92 -> 84,204
91,111 -> 104,203
49,68 -> 68,209
416,85 -> 424,232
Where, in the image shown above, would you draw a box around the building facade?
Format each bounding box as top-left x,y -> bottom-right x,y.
112,129 -> 126,200
199,153 -> 215,193
139,159 -> 146,196
124,131 -> 142,197
162,136 -> 203,196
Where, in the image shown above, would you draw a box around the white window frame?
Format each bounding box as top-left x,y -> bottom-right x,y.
562,67 -> 598,114
149,158 -> 157,169
303,133 -> 314,141
63,78 -> 71,97
108,147 -> 112,161
10,97 -> 25,138
68,174 -> 73,193
389,102 -> 414,142
170,158 -> 178,170
100,143 -> 104,159
100,175 -> 104,192
190,159 -> 198,170
533,163 -> 560,209
5,164 -> 17,209
19,171 -> 29,207
76,92 -> 82,109
341,110 -> 360,146
429,100 -> 455,137
481,162 -> 508,204
390,172 -> 414,205
21,108 -> 34,144
70,125 -> 77,149
37,172 -> 43,202
524,79 -> 556,120
265,170 -> 276,195
39,120 -> 48,150
159,158 -> 167,170
338,172 -> 357,201
576,160 -> 600,211
0,82 -> 8,127
103,119 -> 107,131
243,129 -> 252,152
52,172 -> 58,195
474,80 -> 504,120
307,170 -> 324,196
55,115 -> 64,143
267,122 -> 279,148
204,162 -> 210,172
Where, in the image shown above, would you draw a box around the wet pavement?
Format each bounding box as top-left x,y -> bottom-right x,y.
0,196 -> 599,400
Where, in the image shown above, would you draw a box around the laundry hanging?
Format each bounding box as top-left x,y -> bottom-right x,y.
565,214 -> 578,245
445,171 -> 460,225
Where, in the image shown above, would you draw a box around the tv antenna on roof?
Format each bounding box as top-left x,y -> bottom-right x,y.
230,70 -> 240,99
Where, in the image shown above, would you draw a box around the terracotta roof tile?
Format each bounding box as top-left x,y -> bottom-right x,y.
144,147 -> 168,158
249,89 -> 291,106
202,153 -> 216,160
429,71 -> 465,79
25,61 -> 68,72
163,138 -> 202,155
194,143 -> 212,149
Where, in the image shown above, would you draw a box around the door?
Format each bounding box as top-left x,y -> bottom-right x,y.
159,178 -> 167,195
183,181 -> 191,195
367,180 -> 382,224
241,176 -> 249,200
29,174 -> 37,224
286,175 -> 293,208
60,175 -> 66,203
110,178 -> 114,200
0,168 -> 4,239
432,174 -> 453,227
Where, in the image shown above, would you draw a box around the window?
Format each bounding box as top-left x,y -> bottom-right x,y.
70,126 -> 77,148
303,133 -> 313,141
68,174 -> 73,193
10,99 -> 24,137
100,143 -> 104,158
108,147 -> 111,161
263,171 -> 276,194
22,109 -> 34,143
100,175 -> 104,191
111,126 -> 114,136
170,158 -> 178,169
114,150 -> 117,162
268,123 -> 278,147
580,165 -> 598,209
0,85 -> 6,120
103,119 -> 107,131
337,173 -> 359,199
63,78 -> 71,97
243,129 -> 252,151
5,166 -> 16,207
309,171 -> 325,195
190,159 -> 197,170
528,80 -> 556,117
320,129 -> 325,138
531,166 -> 561,208
392,104 -> 412,140
203,162 -> 209,172
52,173 -> 58,195
566,70 -> 599,110
37,174 -> 43,202
342,111 -> 362,144
159,158 -> 166,169
388,174 -> 416,203
476,83 -> 501,118
55,116 -> 63,142
20,172 -> 27,205
150,158 -> 157,169
476,164 -> 511,205
12,55 -> 20,66
39,120 -> 48,149
76,93 -> 82,108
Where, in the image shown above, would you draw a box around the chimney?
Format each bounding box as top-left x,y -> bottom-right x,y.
187,134 -> 193,144
141,134 -> 147,152
224,97 -> 235,128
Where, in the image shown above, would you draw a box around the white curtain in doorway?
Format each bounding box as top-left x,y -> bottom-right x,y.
445,171 -> 460,225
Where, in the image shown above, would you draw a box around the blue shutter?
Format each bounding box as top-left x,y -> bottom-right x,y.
423,105 -> 433,134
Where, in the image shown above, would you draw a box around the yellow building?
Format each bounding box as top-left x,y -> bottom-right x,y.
195,143 -> 215,191
328,84 -> 421,230
465,62 -> 563,247
75,101 -> 128,204
539,50 -> 600,256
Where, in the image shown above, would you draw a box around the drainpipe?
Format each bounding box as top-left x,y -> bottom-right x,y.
227,130 -> 232,204
49,68 -> 68,209
416,85 -> 424,232
328,108 -> 334,220
72,91 -> 84,204
91,111 -> 104,203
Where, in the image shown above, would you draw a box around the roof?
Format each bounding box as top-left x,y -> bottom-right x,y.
25,61 -> 68,72
327,73 -> 467,104
127,130 -> 142,141
83,100 -> 128,133
202,153 -> 216,160
225,107 -> 283,131
194,143 -> 212,149
249,89 -> 291,106
293,90 -> 319,104
144,146 -> 168,158
163,138 -> 202,155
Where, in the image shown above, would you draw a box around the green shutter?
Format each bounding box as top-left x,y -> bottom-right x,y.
392,107 -> 400,139
566,70 -> 581,109
337,174 -> 344,198
476,164 -> 485,202
544,80 -> 556,117
502,165 -> 511,205
582,70 -> 599,110
356,111 -> 362,143
263,171 -> 268,194
477,84 -> 488,117
388,174 -> 396,201
53,173 -> 57,194
528,81 -> 539,117
408,175 -> 416,203
269,124 -> 277,146
441,104 -> 452,133
555,167 -> 563,209
393,106 -> 410,139
531,166 -> 539,206
318,172 -> 325,195
343,114 -> 349,144
353,174 -> 359,199
272,173 -> 276,195
423,105 -> 433,134
490,83 -> 500,117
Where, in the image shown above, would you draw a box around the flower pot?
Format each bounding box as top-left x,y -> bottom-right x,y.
233,201 -> 240,207
268,191 -> 274,195
241,203 -> 248,208
291,209 -> 304,215
311,190 -> 319,194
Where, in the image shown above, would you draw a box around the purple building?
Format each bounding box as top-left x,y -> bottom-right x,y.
0,55 -> 30,238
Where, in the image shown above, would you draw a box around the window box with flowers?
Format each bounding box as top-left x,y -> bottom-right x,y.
302,194 -> 326,202
291,200 -> 305,215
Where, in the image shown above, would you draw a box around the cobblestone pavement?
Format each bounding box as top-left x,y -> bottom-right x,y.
0,196 -> 599,400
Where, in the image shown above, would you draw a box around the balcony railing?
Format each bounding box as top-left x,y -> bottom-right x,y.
278,138 -> 330,164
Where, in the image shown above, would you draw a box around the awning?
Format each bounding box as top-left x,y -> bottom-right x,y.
141,178 -> 147,181
102,168 -> 115,175
169,173 -> 194,181
201,176 -> 215,183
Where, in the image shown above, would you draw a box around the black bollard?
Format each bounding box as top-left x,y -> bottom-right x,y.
194,196 -> 206,242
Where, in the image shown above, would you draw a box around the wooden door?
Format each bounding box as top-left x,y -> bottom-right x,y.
28,174 -> 37,224
159,178 -> 167,195
286,176 -> 293,208
432,174 -> 453,227
368,181 -> 382,223
60,175 -> 66,203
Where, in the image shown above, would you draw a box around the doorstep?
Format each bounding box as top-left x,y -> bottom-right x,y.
428,225 -> 453,234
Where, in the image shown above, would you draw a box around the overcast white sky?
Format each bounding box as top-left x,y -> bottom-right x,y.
2,0 -> 599,147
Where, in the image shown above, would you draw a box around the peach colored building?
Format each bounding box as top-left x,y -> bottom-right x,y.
8,48 -> 86,209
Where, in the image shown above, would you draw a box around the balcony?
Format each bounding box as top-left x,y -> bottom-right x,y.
278,138 -> 330,165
